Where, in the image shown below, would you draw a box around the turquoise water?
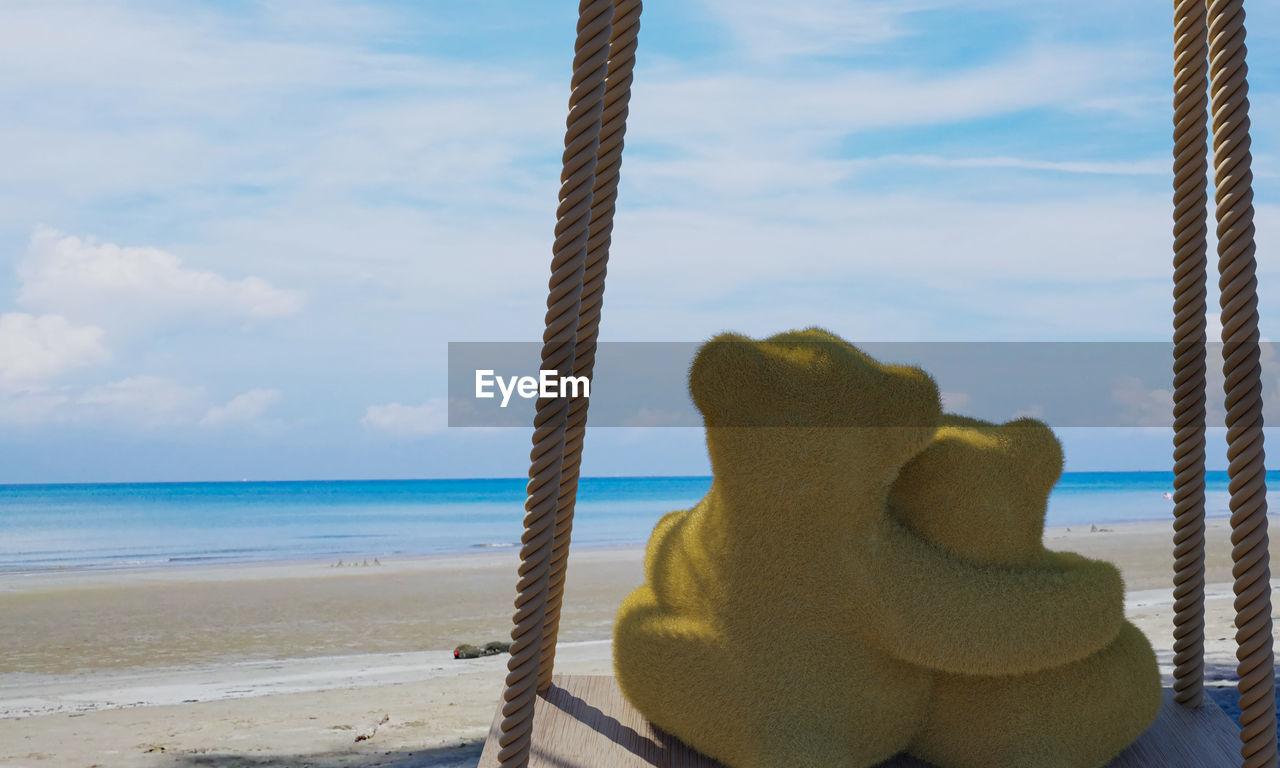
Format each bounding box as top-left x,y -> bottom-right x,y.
0,472 -> 1252,573
0,477 -> 711,573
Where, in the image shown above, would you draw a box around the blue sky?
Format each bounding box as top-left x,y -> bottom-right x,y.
0,0 -> 1278,483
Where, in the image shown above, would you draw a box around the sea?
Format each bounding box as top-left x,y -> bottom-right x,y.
0,471 -> 1250,574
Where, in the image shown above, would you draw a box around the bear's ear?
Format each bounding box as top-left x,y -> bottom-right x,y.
687,328 -> 942,430
687,332 -> 767,426
1001,417 -> 1065,492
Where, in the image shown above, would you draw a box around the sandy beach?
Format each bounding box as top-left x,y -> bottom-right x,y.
1,520 -> 1271,767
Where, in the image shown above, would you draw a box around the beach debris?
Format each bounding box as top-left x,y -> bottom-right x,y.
354,714 -> 390,742
454,641 -> 512,659
332,558 -> 382,567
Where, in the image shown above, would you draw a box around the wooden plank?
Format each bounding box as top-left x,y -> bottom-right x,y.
1109,688 -> 1242,768
478,674 -> 725,768
478,677 -> 1243,767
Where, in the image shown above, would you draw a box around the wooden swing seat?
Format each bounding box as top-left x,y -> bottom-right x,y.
478,676 -> 1243,767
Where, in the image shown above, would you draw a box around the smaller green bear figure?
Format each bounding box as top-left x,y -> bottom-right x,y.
888,415 -> 1162,768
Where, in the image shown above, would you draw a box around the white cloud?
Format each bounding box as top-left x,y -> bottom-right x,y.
610,193 -> 1177,297
0,4 -> 1188,347
362,399 -> 448,436
0,377 -> 285,429
18,227 -> 303,325
696,0 -> 1139,63
940,391 -> 971,412
1111,376 -> 1174,427
854,154 -> 1167,177
1011,404 -> 1046,420
200,389 -> 282,428
0,3 -> 559,216
0,389 -> 72,425
0,229 -> 298,431
76,376 -> 205,427
699,0 -> 916,60
0,2 -> 485,100
0,312 -> 108,384
1109,329 -> 1280,429
633,43 -> 1146,150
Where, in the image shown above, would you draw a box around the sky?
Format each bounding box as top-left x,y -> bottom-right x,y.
1,0 -> 1279,483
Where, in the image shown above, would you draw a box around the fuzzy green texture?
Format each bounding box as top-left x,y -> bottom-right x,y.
613,329 -> 1161,768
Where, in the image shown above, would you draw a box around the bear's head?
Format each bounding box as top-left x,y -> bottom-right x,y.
688,328 -> 942,533
887,415 -> 1063,566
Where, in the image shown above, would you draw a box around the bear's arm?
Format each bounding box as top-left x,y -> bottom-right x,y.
864,517 -> 1125,676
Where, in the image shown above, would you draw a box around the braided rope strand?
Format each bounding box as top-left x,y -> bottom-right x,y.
1170,0 -> 1211,709
1206,0 -> 1277,765
538,0 -> 642,690
496,2 -> 614,765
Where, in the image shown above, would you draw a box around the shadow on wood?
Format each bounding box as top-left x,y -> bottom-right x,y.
478,677 -> 1243,767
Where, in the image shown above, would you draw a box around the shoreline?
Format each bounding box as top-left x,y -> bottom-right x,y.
0,543 -> 645,592
0,515 -> 1237,580
0,545 -> 645,679
0,469 -> 1253,577
0,510 -> 1246,580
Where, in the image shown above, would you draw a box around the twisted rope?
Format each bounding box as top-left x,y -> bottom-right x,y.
497,1 -> 614,765
1170,0 -> 1210,709
538,0 -> 642,691
1205,0 -> 1277,765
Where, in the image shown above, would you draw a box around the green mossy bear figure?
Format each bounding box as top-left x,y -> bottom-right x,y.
889,415 -> 1162,767
613,329 -> 1161,768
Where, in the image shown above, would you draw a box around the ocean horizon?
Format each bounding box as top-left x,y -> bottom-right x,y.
0,471 -> 1259,574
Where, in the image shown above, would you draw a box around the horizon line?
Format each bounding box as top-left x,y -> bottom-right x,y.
0,468 -> 1249,489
